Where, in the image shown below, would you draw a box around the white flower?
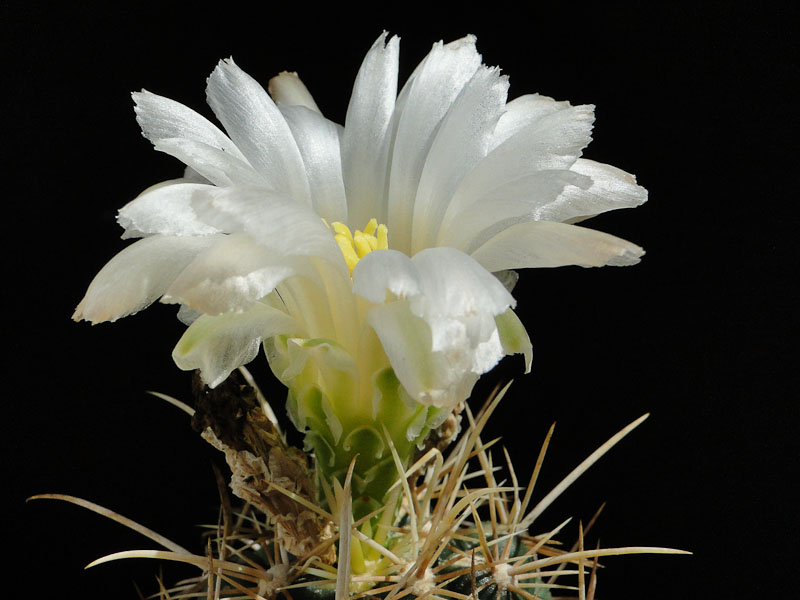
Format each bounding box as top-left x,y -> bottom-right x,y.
74,33 -> 645,420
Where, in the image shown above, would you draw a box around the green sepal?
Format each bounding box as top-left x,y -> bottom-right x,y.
342,424 -> 385,459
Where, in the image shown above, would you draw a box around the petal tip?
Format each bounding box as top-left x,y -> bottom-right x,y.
609,244 -> 645,266
71,305 -> 85,323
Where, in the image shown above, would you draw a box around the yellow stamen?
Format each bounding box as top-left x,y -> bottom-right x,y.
329,218 -> 389,275
353,234 -> 373,258
363,218 -> 378,236
335,234 -> 360,270
332,221 -> 354,242
376,224 -> 388,250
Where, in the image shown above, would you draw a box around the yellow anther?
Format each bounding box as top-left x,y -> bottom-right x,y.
376,224 -> 388,250
330,218 -> 389,276
332,222 -> 353,242
335,234 -> 360,273
363,218 -> 378,236
353,233 -> 373,258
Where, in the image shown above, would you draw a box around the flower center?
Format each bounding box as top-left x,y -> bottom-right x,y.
325,218 -> 388,275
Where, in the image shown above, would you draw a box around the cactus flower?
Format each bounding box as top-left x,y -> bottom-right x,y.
74,33 -> 646,507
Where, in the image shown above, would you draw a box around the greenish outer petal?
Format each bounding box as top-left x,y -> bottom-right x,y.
495,308 -> 533,373
172,302 -> 300,388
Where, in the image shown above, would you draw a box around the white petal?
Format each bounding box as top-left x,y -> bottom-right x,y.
117,182 -> 222,238
73,235 -> 222,324
182,166 -> 210,184
445,104 -> 595,221
408,248 -> 515,352
365,302 -> 431,397
536,158 -> 648,223
352,249 -> 421,304
410,65 -> 509,254
341,32 -> 400,228
359,248 -> 515,408
367,301 -> 478,408
489,93 -> 572,151
410,247 -> 515,316
267,71 -> 321,113
173,302 -> 300,387
176,305 -> 201,325
205,58 -> 312,205
152,138 -> 264,187
354,247 -> 515,324
470,220 -> 644,271
438,169 -> 588,252
163,233 -> 304,314
386,36 -> 483,253
472,328 -> 505,374
280,105 -> 348,223
132,90 -> 247,160
190,186 -> 343,263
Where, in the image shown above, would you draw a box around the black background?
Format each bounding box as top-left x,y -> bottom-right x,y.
4,3 -> 797,598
